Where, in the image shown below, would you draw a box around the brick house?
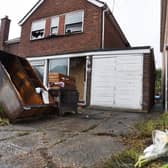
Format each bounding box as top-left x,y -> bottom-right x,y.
0,0 -> 155,111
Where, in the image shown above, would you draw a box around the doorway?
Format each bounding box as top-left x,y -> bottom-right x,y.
69,57 -> 86,102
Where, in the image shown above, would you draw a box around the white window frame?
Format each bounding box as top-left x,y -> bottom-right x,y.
29,58 -> 70,87
64,10 -> 84,34
30,19 -> 46,40
29,60 -> 46,84
50,16 -> 60,35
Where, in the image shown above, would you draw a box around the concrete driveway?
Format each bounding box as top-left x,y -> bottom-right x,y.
0,109 -> 154,168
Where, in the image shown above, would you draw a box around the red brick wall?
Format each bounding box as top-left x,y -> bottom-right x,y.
9,0 -> 102,57
143,51 -> 155,112
45,17 -> 51,37
6,43 -> 20,56
104,13 -> 128,48
5,0 -> 130,57
58,15 -> 65,35
0,17 -> 10,50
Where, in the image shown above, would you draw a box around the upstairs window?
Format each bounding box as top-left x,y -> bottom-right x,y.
50,16 -> 59,35
65,11 -> 84,34
31,19 -> 46,40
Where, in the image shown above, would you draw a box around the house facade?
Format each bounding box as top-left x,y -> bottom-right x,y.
0,0 -> 130,103
0,0 -> 155,111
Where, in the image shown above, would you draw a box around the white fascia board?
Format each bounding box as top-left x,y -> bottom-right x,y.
18,0 -> 44,26
27,48 -> 151,61
87,0 -> 104,8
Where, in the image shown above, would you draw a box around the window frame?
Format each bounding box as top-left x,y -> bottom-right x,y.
50,16 -> 60,36
29,58 -> 70,87
30,19 -> 46,40
49,58 -> 69,75
64,10 -> 84,35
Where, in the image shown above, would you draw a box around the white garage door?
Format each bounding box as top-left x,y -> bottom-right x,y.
91,54 -> 143,109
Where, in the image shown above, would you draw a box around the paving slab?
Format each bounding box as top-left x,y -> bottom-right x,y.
0,109 -> 159,168
0,149 -> 51,168
49,134 -> 125,168
90,112 -> 146,136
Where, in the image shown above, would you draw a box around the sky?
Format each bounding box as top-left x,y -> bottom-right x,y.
0,0 -> 161,68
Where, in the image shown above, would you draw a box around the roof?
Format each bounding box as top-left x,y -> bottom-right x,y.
18,0 -> 105,25
160,0 -> 167,52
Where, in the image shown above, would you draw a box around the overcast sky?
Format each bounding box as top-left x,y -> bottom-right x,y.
0,0 -> 161,68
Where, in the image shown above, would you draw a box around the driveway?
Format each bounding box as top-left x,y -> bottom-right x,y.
0,109 -> 157,168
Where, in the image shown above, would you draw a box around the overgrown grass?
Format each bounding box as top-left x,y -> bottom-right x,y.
0,107 -> 9,126
0,117 -> 9,126
135,113 -> 168,137
103,149 -> 139,168
102,112 -> 168,168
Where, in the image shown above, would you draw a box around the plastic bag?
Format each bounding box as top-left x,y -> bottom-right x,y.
135,130 -> 168,168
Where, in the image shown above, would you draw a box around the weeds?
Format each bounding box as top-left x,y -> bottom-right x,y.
102,113 -> 168,168
0,117 -> 9,126
135,113 -> 168,138
135,120 -> 156,138
0,107 -> 9,126
103,149 -> 139,168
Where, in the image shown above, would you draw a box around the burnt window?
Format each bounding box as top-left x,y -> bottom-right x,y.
31,19 -> 46,40
65,11 -> 84,34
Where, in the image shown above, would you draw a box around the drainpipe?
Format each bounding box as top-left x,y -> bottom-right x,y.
165,46 -> 168,112
102,7 -> 109,49
43,59 -> 49,88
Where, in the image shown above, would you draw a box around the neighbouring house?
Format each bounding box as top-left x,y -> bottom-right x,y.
161,0 -> 168,110
0,0 -> 155,111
